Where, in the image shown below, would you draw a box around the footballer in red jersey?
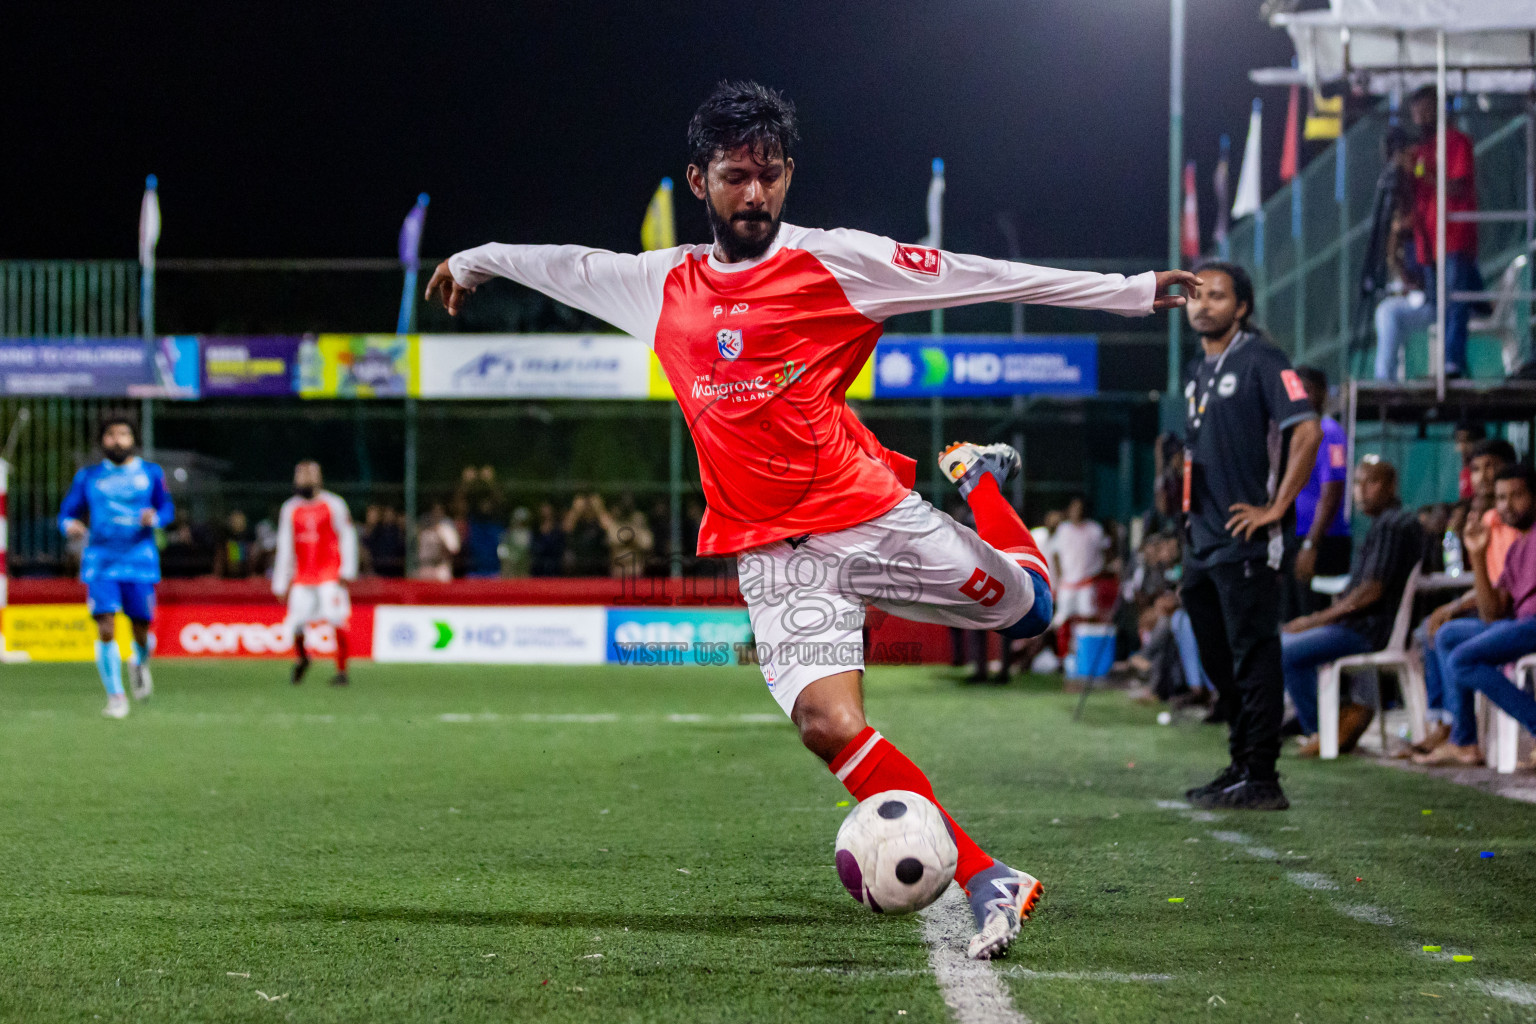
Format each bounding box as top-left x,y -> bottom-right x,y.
426,81 -> 1197,959
273,460 -> 358,686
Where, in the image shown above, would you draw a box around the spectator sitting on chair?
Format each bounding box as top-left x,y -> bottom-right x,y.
1405,438 -> 1520,757
1280,456 -> 1425,757
1416,463 -> 1536,766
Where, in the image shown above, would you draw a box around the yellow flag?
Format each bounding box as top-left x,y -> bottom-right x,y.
641,177 -> 676,251
1304,93 -> 1342,141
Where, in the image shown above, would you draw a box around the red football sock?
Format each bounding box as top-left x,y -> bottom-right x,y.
830,726 -> 994,889
965,475 -> 1050,585
334,627 -> 350,673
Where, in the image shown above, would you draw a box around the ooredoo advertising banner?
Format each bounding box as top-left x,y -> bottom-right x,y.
372,605 -> 607,664
154,603 -> 375,659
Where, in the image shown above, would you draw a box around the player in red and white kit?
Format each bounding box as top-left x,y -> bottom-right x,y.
273,460 -> 358,686
426,81 -> 1196,959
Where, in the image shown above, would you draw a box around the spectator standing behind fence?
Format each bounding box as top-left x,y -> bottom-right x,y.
463,466 -> 506,578
1177,261 -> 1322,812
214,509 -> 255,579
1284,367 -> 1352,620
595,493 -> 654,578
1374,85 -> 1483,380
1422,465 -> 1536,767
500,507 -> 532,578
362,506 -> 406,578
565,494 -> 612,576
414,502 -> 460,582
1279,457 -> 1424,757
1406,438 -> 1519,758
530,501 -> 567,577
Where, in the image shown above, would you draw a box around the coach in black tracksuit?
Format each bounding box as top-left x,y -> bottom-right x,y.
1178,261 -> 1323,811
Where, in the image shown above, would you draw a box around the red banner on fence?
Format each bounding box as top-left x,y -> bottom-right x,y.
154,603 -> 375,659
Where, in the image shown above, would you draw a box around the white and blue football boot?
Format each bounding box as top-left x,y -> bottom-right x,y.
938,442 -> 1021,499
964,860 -> 1044,960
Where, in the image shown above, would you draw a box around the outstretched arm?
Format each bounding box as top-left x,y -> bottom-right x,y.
425,243 -> 684,345
806,227 -> 1199,322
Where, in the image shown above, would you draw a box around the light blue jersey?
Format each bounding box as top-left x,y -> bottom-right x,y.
58,457 -> 175,584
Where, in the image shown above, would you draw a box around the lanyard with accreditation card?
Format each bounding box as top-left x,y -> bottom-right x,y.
1182,333 -> 1247,514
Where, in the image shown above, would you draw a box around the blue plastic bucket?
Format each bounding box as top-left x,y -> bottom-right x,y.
1072,623 -> 1116,679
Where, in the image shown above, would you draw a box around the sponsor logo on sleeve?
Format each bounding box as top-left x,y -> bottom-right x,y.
1280,368 -> 1308,402
892,244 -> 941,277
1329,443 -> 1346,468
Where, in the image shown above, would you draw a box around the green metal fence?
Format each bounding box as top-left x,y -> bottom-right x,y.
1224,103 -> 1533,381
1,261 -> 140,337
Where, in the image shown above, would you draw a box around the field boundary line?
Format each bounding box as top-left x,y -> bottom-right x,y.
920,887 -> 1030,1024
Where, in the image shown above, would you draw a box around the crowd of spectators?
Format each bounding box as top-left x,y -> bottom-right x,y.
136,464 -> 706,582
1042,403 -> 1536,773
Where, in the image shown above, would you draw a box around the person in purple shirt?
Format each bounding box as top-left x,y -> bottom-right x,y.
1434,463 -> 1536,762
1285,367 -> 1352,621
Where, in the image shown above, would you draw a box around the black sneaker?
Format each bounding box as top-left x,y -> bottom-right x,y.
1205,777 -> 1289,811
290,658 -> 310,685
329,671 -> 349,687
1184,764 -> 1243,803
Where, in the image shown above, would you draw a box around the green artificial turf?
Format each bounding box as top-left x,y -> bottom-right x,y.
2,661 -> 1536,1022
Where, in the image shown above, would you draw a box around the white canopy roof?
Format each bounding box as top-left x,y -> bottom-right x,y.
1250,0 -> 1536,94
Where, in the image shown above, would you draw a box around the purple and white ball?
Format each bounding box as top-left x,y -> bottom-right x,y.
834,790 -> 958,914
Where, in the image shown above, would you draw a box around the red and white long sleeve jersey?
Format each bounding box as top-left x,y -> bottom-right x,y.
450,225 -> 1155,556
272,491 -> 358,593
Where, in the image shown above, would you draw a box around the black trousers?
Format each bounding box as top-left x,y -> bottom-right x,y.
1180,558 -> 1285,781
1279,534 -> 1354,622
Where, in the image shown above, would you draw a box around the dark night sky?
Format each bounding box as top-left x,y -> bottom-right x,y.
4,1 -> 1301,264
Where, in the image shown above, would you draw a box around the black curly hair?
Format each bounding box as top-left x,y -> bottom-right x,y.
687,80 -> 799,171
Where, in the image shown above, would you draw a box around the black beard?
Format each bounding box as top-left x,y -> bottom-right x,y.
296,485 -> 316,499
103,447 -> 132,465
704,198 -> 782,262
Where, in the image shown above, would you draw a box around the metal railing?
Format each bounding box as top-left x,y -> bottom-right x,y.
1223,102 -> 1534,383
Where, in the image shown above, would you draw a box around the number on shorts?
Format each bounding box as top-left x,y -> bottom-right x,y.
958,568 -> 1005,608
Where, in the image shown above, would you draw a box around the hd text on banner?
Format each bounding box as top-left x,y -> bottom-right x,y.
872,335 -> 1097,398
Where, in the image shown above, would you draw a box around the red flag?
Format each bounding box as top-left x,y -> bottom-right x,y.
1279,84 -> 1300,182
1181,161 -> 1200,261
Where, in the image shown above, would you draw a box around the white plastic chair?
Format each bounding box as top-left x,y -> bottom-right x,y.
1484,653 -> 1536,774
1319,565 -> 1423,760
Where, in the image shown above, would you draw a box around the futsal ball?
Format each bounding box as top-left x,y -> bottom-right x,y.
834,790 -> 958,914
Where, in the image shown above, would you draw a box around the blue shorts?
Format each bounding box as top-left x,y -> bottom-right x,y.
86,579 -> 157,622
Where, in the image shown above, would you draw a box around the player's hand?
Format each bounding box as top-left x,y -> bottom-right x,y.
1294,545 -> 1317,584
1462,514 -> 1490,559
424,260 -> 474,316
1424,602 -> 1456,641
64,519 -> 87,540
1153,270 -> 1202,311
139,509 -> 158,527
1226,502 -> 1280,541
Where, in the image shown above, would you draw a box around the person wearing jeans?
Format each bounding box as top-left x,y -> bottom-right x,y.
1405,438 -> 1522,756
1419,464 -> 1536,764
1281,458 -> 1425,754
1373,253 -> 1482,380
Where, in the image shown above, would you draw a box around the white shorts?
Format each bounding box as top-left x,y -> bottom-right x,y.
283,581 -> 351,639
737,492 -> 1049,716
1052,582 -> 1099,625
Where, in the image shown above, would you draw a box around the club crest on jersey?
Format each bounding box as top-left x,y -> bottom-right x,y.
716,328 -> 744,360
892,243 -> 941,276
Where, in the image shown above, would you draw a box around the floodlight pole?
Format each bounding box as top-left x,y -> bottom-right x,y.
1165,0 -> 1186,405
1434,30 -> 1448,402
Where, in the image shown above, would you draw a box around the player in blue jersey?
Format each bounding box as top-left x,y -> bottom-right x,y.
58,418 -> 175,718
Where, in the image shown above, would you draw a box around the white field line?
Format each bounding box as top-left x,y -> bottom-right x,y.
920,887 -> 1030,1024
434,711 -> 785,725
1155,801 -> 1536,1008
791,965 -> 1170,983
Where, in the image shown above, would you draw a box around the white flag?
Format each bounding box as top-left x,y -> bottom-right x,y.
1230,100 -> 1263,221
921,158 -> 945,249
138,175 -> 161,267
